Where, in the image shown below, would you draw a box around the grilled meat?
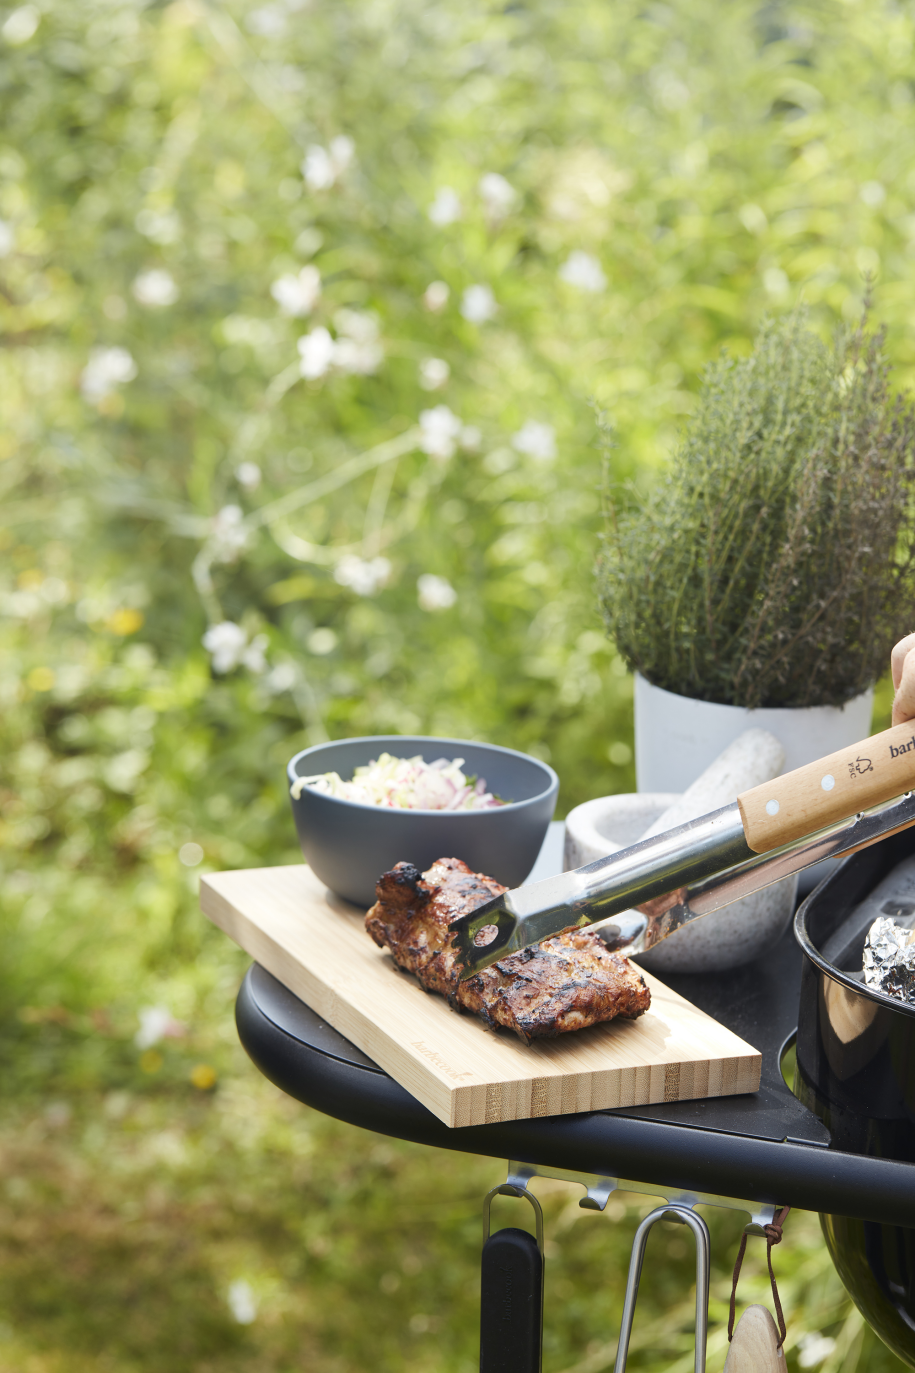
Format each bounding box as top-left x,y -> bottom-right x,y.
365,857 -> 650,1043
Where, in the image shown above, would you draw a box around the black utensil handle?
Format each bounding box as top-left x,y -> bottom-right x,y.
480,1226 -> 543,1373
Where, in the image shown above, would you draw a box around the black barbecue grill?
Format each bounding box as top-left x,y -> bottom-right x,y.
233,827 -> 915,1370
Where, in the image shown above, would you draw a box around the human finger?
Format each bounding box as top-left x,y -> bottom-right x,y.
891,633 -> 915,691
892,641 -> 915,726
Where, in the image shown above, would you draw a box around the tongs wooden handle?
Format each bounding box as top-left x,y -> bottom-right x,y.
451,724 -> 915,976
739,722 -> 915,851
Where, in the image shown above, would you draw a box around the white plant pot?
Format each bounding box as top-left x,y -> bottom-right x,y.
634,674 -> 875,789
564,793 -> 798,972
633,674 -> 875,894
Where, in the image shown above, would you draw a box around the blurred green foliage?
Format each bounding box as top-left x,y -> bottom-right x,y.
1,0 -> 913,1369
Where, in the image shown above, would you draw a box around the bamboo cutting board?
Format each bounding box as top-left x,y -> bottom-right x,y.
202,864 -> 761,1128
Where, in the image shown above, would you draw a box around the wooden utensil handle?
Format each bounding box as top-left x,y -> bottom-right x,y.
738,722 -> 915,853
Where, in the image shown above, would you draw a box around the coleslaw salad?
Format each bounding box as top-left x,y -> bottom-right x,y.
289,752 -> 506,810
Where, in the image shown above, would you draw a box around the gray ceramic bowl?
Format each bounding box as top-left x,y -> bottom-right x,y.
287,735 -> 559,907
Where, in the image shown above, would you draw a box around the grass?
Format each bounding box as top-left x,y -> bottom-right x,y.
0,1062 -> 897,1373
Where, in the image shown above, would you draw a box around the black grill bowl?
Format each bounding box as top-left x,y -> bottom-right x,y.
795,828 -> 915,1366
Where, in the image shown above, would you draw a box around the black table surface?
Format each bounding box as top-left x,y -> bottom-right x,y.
236,908 -> 915,1227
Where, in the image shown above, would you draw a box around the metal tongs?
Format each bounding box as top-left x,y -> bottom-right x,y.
452,721 -> 915,976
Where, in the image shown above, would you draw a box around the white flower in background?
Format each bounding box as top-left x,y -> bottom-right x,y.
513,420 -> 557,462
134,208 -> 182,244
132,268 -> 179,307
302,136 -> 354,190
479,172 -> 517,218
235,461 -> 262,491
308,627 -> 337,655
202,621 -> 246,672
429,187 -> 462,226
649,67 -> 690,112
559,250 -> 607,292
202,620 -> 267,674
334,554 -> 391,596
797,1334 -> 837,1369
227,1280 -> 258,1325
135,1005 -> 186,1050
2,5 -> 39,45
332,309 -> 383,374
459,424 -> 481,451
419,357 -> 450,391
860,180 -> 886,207
303,147 -> 334,189
265,662 -> 296,693
329,135 -> 355,172
461,284 -> 496,323
333,341 -> 379,376
418,574 -> 457,611
333,310 -> 379,346
294,226 -> 323,256
298,314 -> 383,381
210,504 -> 248,562
0,219 -> 14,256
738,203 -> 768,235
245,3 -> 287,36
763,266 -> 789,298
80,347 -> 137,403
241,633 -> 268,674
298,326 -> 335,379
6,590 -> 40,618
419,405 -> 462,461
271,264 -> 321,317
26,576 -> 67,607
104,748 -> 150,793
423,280 -> 449,312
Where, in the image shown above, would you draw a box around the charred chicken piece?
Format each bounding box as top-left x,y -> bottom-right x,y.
365,857 -> 650,1043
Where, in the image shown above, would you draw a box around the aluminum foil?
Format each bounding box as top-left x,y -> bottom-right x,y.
863,917 -> 915,1003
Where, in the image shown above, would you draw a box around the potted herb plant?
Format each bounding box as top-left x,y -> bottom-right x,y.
598,306 -> 915,799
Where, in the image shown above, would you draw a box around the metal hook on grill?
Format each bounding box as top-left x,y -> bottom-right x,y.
613,1204 -> 711,1373
483,1182 -> 544,1251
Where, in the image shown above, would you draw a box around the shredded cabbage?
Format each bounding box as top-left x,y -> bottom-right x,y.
290,752 -> 506,810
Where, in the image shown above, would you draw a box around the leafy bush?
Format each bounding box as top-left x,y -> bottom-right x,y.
598,309 -> 915,708
3,1 -> 915,1368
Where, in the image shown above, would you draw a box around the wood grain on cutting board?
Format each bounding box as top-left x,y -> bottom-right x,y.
201,864 -> 761,1129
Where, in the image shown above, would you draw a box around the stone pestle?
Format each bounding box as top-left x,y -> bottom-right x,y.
633,728 -> 788,972
638,728 -> 785,843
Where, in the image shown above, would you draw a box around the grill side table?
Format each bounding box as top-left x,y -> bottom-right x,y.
235,922 -> 915,1226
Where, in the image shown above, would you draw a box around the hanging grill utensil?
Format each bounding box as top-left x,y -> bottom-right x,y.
478,1164 -> 785,1373
480,1182 -> 544,1373
452,723 -> 915,976
614,1204 -> 711,1373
